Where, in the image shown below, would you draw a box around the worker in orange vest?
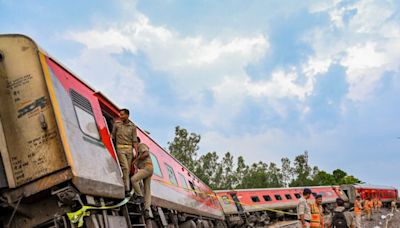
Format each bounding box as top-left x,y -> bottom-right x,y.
310,195 -> 322,228
377,198 -> 382,213
364,197 -> 373,221
354,196 -> 363,228
373,197 -> 378,212
316,194 -> 324,228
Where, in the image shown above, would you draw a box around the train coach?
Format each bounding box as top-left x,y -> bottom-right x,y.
341,184 -> 398,207
215,186 -> 342,227
0,34 -> 226,228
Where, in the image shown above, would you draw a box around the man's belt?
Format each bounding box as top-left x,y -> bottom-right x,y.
117,144 -> 133,149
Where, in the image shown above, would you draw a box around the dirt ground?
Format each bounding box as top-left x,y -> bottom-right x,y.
268,207 -> 400,228
362,208 -> 400,228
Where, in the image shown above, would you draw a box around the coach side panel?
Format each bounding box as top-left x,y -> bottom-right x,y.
0,35 -> 68,188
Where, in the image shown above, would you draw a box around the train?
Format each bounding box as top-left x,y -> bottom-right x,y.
0,34 -> 224,228
0,34 -> 398,228
215,184 -> 398,227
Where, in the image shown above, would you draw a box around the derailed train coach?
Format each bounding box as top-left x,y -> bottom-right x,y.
215,184 -> 398,227
215,186 -> 343,227
0,34 -> 226,228
341,184 -> 398,207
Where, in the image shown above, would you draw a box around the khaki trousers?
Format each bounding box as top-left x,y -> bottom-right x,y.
355,213 -> 361,228
116,148 -> 133,191
131,167 -> 153,209
366,210 -> 372,220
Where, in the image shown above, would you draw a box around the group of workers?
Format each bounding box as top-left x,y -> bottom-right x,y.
297,188 -> 396,228
111,108 -> 153,212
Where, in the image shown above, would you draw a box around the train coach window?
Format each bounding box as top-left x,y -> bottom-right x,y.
188,180 -> 197,196
294,193 -> 301,199
165,164 -> 178,186
285,194 -> 292,200
274,194 -> 282,200
178,173 -> 188,189
150,153 -> 162,177
263,195 -> 272,201
251,196 -> 260,202
70,90 -> 100,140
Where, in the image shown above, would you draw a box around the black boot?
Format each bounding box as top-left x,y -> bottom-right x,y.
131,195 -> 144,204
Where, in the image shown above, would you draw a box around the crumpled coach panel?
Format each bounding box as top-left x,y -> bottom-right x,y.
0,35 -> 68,188
42,56 -> 124,199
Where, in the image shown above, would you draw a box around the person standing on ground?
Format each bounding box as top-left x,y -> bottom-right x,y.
327,198 -> 354,228
353,196 -> 362,228
377,198 -> 382,213
131,137 -> 154,211
112,109 -> 139,193
297,188 -> 312,228
363,197 -> 372,221
309,194 -> 323,228
391,200 -> 397,213
373,197 -> 378,212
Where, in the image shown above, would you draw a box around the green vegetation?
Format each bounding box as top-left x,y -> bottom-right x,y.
168,126 -> 362,190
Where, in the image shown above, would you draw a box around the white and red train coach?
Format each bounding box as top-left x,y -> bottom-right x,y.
0,34 -> 225,228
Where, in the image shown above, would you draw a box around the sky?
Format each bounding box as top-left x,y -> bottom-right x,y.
1,0 -> 400,189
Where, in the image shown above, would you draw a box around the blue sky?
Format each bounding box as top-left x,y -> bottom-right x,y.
2,0 -> 400,188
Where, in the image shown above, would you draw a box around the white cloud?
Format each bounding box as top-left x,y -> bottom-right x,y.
307,0 -> 400,102
64,11 -> 273,128
340,42 -> 388,100
246,70 -> 313,101
65,48 -> 145,106
66,29 -> 136,52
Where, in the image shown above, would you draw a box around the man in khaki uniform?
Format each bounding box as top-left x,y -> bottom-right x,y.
391,200 -> 397,213
354,196 -> 362,228
131,139 -> 153,210
364,197 -> 373,221
112,109 -> 138,193
298,188 -> 312,228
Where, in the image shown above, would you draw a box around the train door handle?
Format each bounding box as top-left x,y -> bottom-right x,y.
39,112 -> 48,130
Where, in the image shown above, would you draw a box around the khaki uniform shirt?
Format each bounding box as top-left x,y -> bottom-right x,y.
112,120 -> 138,146
297,197 -> 311,220
136,143 -> 153,170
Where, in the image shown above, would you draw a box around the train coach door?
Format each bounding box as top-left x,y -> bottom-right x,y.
230,193 -> 244,213
94,92 -> 120,159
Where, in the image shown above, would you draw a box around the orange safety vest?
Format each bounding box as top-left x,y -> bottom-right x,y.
364,200 -> 371,211
378,200 -> 382,208
354,200 -> 362,215
320,205 -> 324,227
310,203 -> 321,228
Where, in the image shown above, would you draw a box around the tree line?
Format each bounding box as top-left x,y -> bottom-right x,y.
168,126 -> 361,190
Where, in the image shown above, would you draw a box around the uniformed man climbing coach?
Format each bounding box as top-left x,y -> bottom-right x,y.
112,108 -> 139,193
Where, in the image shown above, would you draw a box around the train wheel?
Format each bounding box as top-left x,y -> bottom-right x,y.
195,220 -> 210,228
179,220 -> 196,228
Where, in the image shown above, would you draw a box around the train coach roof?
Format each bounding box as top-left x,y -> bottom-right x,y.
353,184 -> 397,190
214,185 -> 338,193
